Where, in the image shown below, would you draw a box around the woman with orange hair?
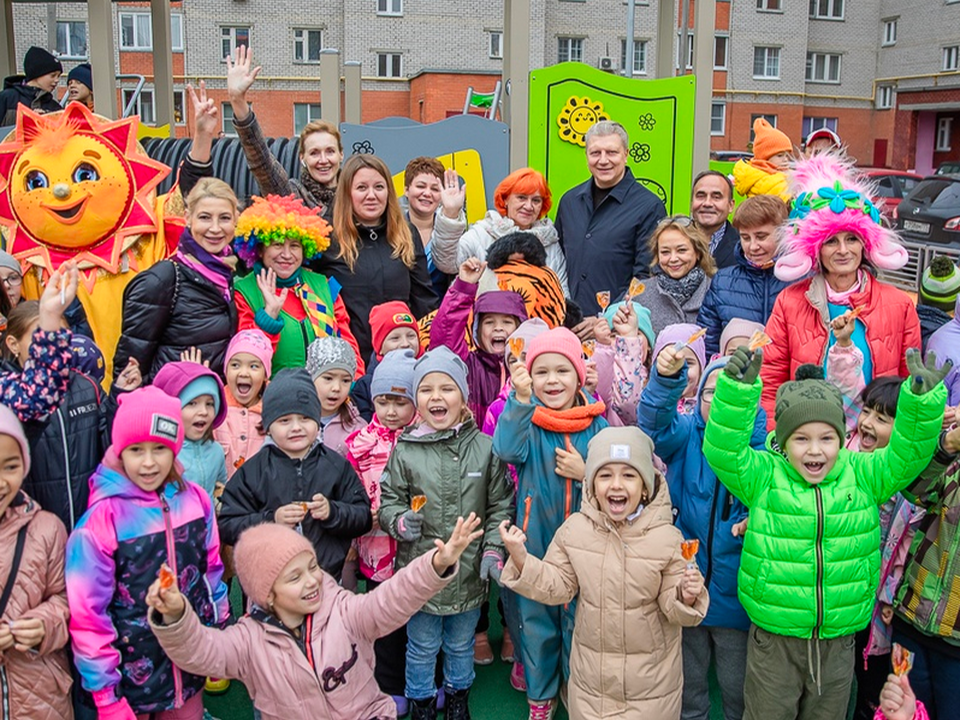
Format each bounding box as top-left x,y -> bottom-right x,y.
434,168 -> 569,296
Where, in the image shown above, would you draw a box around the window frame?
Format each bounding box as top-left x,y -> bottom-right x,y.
619,38 -> 647,75
118,12 -> 184,52
809,0 -> 844,20
877,85 -> 894,110
801,116 -> 838,139
882,18 -> 898,47
121,87 -> 155,125
711,102 -> 726,136
293,28 -> 324,64
756,0 -> 782,11
376,52 -> 403,78
557,36 -> 584,64
714,34 -> 729,70
936,117 -> 953,152
753,46 -> 781,80
294,102 -> 323,135
805,52 -> 842,84
56,20 -> 88,59
221,26 -> 251,62
489,30 -> 503,59
944,45 -> 960,72
172,89 -> 186,126
377,0 -> 403,16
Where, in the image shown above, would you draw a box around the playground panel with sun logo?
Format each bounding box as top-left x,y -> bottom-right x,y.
528,63 -> 696,218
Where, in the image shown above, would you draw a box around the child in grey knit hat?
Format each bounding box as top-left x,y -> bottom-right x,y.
306,336 -> 363,458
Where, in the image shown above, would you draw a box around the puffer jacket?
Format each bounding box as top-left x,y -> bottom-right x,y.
925,298 -> 960,405
0,76 -> 62,125
213,387 -> 266,478
731,159 -> 790,202
639,362 -> 765,630
0,493 -> 73,720
218,441 -> 372,580
501,458 -> 708,719
322,402 -> 365,458
65,453 -> 229,713
703,371 -> 946,639
379,418 -> 513,615
113,258 -> 238,382
761,273 -> 921,429
0,327 -> 72,423
636,274 -> 711,335
696,244 -> 789,357
179,438 -> 228,500
150,551 -> 454,720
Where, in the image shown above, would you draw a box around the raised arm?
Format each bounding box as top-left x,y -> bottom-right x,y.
429,263 -> 482,359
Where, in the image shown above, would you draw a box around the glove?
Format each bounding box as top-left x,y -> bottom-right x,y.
396,510 -> 423,542
906,348 -> 953,396
479,550 -> 504,585
97,697 -> 136,720
723,347 -> 763,385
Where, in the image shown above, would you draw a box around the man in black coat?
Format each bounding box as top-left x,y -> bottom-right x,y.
555,120 -> 666,337
0,47 -> 63,126
691,170 -> 740,270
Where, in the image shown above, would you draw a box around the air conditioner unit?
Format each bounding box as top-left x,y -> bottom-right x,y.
598,56 -> 614,72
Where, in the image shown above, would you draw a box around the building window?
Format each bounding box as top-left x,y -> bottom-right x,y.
944,45 -> 960,71
376,52 -> 403,78
877,85 -> 894,109
756,0 -> 781,10
711,103 -> 726,135
882,19 -> 897,46
221,102 -> 245,136
489,31 -> 503,59
173,89 -> 186,125
294,103 -> 322,134
56,21 -> 87,59
805,52 -> 842,83
750,114 -> 777,142
936,117 -> 953,152
714,35 -> 729,70
221,27 -> 251,61
619,39 -> 647,75
675,32 -> 694,70
119,13 -> 184,52
809,0 -> 844,19
802,116 -> 838,138
558,37 -> 584,63
294,29 -> 324,63
377,0 -> 403,15
753,46 -> 780,79
122,88 -> 155,124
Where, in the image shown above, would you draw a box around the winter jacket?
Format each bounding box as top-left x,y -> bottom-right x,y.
502,458 -> 708,720
218,441 -> 372,579
322,402 -> 365,458
731,160 -> 790,202
425,210 -> 469,284
636,275 -> 712,337
703,371 -> 946,640
696,244 -> 789,357
917,304 -> 952,354
639,364 -> 764,631
761,274 -> 921,430
113,258 -> 238,382
428,277 -> 527,422
351,354 -> 378,422
0,76 -> 62,126
66,456 -> 229,713
709,221 -> 741,271
379,418 -> 513,615
826,344 -> 866,431
345,416 -> 406,581
179,438 -> 228,500
925,299 -> 960,405
593,336 -> 649,426
0,493 -> 73,720
0,327 -> 72,423
873,702 -> 930,720
312,223 -> 438,361
150,551 -> 455,720
556,168 -> 667,316
214,387 -> 266,478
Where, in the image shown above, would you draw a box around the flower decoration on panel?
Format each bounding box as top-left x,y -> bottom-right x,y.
629,142 -> 651,163
351,140 -> 375,155
637,113 -> 656,132
557,96 -> 610,146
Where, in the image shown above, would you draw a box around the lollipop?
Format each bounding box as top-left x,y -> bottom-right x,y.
411,495 -> 428,513
508,337 -> 525,358
681,539 -> 699,568
748,330 -> 773,352
158,563 -> 175,590
674,327 -> 707,351
596,291 -> 611,311
299,501 -> 309,513
627,278 -> 646,300
892,643 -> 913,677
847,304 -> 866,321
582,340 -> 596,358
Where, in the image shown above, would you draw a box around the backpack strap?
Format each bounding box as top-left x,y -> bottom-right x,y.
0,521 -> 30,619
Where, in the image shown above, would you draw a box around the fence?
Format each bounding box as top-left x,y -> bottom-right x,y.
878,240 -> 960,293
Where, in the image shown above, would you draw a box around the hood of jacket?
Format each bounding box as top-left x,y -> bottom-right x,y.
580,456 -> 672,537
3,74 -> 26,90
476,211 -> 560,248
472,289 -> 529,345
153,361 -> 229,428
1,490 -> 37,537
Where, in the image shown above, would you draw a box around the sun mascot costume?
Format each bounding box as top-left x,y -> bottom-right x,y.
0,102 -> 184,376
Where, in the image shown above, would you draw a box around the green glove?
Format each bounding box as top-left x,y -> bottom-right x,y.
905,348 -> 953,396
723,347 -> 763,385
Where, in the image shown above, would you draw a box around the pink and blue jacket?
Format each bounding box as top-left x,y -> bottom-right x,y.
65,450 -> 229,714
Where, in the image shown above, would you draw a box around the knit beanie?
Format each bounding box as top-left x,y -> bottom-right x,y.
233,523 -> 316,609
751,118 -> 792,162
111,386 -> 184,456
23,47 -> 62,82
306,336 -> 357,382
585,426 -> 657,498
371,349 -> 417,401
67,63 -> 92,90
719,318 -> 766,357
525,327 -> 587,386
369,301 -> 422,359
153,362 -> 228,429
774,365 -> 845,448
652,323 -> 707,375
0,404 -> 30,475
919,256 -> 960,312
70,335 -> 105,384
413,346 -> 470,402
0,251 -> 20,275
225,329 -> 274,378
505,318 -> 550,359
602,301 -> 657,348
261,368 -> 322,429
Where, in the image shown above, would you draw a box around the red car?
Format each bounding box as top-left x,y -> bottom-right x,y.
860,168 -> 924,218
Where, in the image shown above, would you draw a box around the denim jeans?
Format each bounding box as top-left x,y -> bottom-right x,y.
405,608 -> 481,701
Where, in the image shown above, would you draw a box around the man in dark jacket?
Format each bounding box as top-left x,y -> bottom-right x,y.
691,170 -> 740,270
555,120 -> 666,335
0,46 -> 63,126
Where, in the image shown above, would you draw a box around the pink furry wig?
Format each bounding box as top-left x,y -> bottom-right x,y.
774,151 -> 908,282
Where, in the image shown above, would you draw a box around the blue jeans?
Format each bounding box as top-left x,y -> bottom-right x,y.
891,629 -> 960,720
405,608 -> 481,701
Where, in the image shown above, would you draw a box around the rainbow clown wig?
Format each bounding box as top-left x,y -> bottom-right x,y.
774,151 -> 908,282
233,194 -> 331,265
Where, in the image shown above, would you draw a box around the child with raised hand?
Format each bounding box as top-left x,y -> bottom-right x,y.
499,425 -> 708,719
827,307 -> 868,430
593,300 -> 656,424
492,326 -> 608,717
651,323 -> 707,415
66,386 -> 230,720
703,344 -> 950,720
0,404 -> 73,720
218,368 -> 371,581
147,514 -> 483,720
429,258 -> 528,422
379,346 -> 513,720
306,335 -> 364,457
215,329 -> 273,476
638,343 -> 765,720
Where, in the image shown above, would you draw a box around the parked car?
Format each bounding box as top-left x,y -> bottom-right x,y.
860,168 -> 924,217
895,175 -> 960,248
936,161 -> 960,176
710,150 -> 753,162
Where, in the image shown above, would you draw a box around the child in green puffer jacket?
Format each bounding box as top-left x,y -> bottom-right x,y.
703,346 -> 951,720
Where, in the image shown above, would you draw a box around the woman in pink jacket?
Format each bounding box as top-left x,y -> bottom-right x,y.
147,514 -> 482,720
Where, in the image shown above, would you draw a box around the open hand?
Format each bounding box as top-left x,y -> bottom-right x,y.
498,520 -> 528,571
656,345 -> 686,378
439,170 -> 466,219
114,357 -> 142,391
680,566 -> 704,606
572,319 -> 596,342
878,673 -> 918,720
145,572 -> 186,625
39,262 -> 79,331
226,45 -> 260,101
257,267 -> 289,320
432,513 -> 483,575
509,358 -> 533,404
906,348 -> 952,396
180,347 -> 209,367
724,347 -> 763,385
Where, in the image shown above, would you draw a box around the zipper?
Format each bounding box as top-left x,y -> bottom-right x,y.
704,478 -> 720,588
1,665 -> 8,720
296,461 -> 305,535
56,408 -> 75,530
814,486 -> 825,636
160,493 -> 184,708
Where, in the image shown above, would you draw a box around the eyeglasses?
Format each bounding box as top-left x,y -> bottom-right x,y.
660,215 -> 693,227
1,274 -> 22,288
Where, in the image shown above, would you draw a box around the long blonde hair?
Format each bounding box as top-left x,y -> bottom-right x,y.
333,154 -> 415,271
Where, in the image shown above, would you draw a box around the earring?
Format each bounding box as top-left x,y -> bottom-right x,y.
300,159 -> 306,168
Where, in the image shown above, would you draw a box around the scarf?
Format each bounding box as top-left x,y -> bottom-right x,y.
531,393 -> 606,434
299,166 -> 337,212
252,261 -> 336,339
176,228 -> 237,303
825,269 -> 867,305
656,266 -> 706,306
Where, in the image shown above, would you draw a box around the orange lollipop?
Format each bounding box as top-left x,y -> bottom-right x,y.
508,337 -> 525,358
627,278 -> 646,299
847,304 -> 866,321
299,501 -> 309,513
681,539 -> 700,562
675,327 -> 707,350
411,495 -> 428,513
748,330 -> 773,352
582,341 -> 596,358
158,563 -> 175,590
892,643 -> 913,677
596,291 -> 611,311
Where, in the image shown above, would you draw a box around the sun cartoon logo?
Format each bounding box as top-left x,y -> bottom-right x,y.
0,103 -> 170,279
557,96 -> 610,147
